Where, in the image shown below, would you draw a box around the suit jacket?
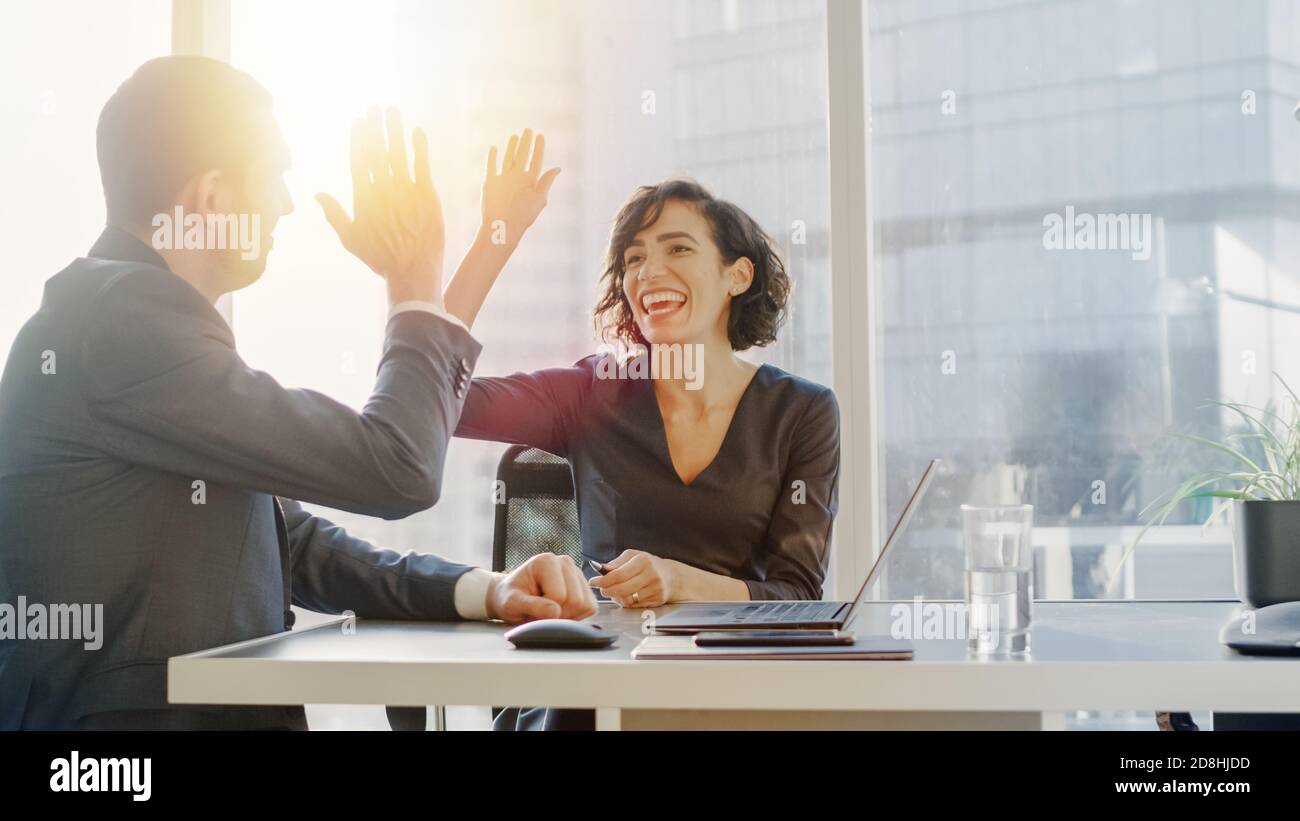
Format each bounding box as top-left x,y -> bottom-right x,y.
0,228 -> 481,729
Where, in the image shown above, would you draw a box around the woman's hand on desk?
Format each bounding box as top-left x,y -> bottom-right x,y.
590,549 -> 753,607
486,553 -> 597,623
589,549 -> 677,608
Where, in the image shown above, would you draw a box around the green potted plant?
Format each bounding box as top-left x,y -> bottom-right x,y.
1121,374 -> 1300,607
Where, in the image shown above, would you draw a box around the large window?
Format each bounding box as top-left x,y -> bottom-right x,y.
1,0 -> 1252,611
870,0 -> 1289,600
229,0 -> 833,573
0,1 -> 172,357
2,0 -> 1264,736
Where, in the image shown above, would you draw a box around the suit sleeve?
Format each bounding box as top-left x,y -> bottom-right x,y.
81,268 -> 480,520
280,498 -> 472,620
454,355 -> 599,457
745,389 -> 841,601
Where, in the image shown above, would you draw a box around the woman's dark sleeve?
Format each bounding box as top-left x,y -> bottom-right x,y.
454,356 -> 597,458
745,388 -> 841,601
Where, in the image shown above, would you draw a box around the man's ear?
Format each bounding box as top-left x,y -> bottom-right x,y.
727,256 -> 755,296
192,168 -> 234,215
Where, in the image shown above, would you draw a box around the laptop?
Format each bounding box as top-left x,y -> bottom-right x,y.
651,458 -> 939,633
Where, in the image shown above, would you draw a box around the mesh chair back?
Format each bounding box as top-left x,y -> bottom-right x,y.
492,445 -> 581,573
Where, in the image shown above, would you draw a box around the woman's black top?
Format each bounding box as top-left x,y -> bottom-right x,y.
455,353 -> 840,600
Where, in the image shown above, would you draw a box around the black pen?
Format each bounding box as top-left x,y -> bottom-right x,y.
588,559 -> 608,575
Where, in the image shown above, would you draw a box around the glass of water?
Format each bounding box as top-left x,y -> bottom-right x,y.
962,504 -> 1033,655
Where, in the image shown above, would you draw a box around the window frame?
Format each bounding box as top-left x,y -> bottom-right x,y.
171,0 -> 234,324
824,0 -> 877,600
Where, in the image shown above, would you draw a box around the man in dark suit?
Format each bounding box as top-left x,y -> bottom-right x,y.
0,56 -> 594,730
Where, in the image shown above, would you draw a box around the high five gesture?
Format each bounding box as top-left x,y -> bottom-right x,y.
316,106 -> 445,306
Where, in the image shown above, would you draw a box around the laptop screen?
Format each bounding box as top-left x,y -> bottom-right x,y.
841,458 -> 939,629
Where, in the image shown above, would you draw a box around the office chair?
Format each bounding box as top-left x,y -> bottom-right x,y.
387,446 -> 579,732
490,445 -> 581,731
491,445 -> 581,573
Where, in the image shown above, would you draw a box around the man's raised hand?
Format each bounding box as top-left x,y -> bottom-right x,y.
316,106 -> 445,305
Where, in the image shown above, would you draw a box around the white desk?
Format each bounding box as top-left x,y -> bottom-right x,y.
169,600 -> 1300,730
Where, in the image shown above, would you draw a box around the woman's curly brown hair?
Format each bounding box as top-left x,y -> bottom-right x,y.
593,179 -> 790,351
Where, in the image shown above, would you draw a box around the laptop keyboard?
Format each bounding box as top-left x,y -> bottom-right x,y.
730,602 -> 841,623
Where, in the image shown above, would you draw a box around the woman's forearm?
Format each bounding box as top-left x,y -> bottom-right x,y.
667,559 -> 751,602
443,225 -> 519,329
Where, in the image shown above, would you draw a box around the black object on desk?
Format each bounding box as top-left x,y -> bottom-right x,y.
694,629 -> 855,646
505,619 -> 617,649
633,634 -> 913,660
1219,601 -> 1300,655
1215,601 -> 1300,730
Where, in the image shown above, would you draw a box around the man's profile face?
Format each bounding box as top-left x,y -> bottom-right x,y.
221,115 -> 293,290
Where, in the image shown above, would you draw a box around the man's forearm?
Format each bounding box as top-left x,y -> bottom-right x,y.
386,264 -> 444,309
443,225 -> 519,329
455,567 -> 503,620
285,499 -> 478,620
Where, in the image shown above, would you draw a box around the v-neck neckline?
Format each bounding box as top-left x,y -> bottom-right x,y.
645,362 -> 768,488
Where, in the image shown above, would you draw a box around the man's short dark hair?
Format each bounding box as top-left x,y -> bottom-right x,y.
97,56 -> 273,227
594,178 -> 791,351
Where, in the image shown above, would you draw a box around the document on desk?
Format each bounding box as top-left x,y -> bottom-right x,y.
631,635 -> 914,660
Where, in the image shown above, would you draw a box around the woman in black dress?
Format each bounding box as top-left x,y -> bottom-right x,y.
441,133 -> 839,727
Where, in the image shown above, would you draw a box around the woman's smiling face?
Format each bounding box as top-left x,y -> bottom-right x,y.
621,199 -> 751,347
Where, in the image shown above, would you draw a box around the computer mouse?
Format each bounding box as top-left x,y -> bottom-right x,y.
1220,601 -> 1300,655
504,619 -> 617,649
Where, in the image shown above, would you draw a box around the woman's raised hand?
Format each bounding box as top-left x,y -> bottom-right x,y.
479,129 -> 561,247
440,129 -> 562,329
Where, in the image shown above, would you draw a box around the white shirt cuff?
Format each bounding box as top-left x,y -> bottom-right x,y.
389,300 -> 472,334
453,567 -> 501,620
